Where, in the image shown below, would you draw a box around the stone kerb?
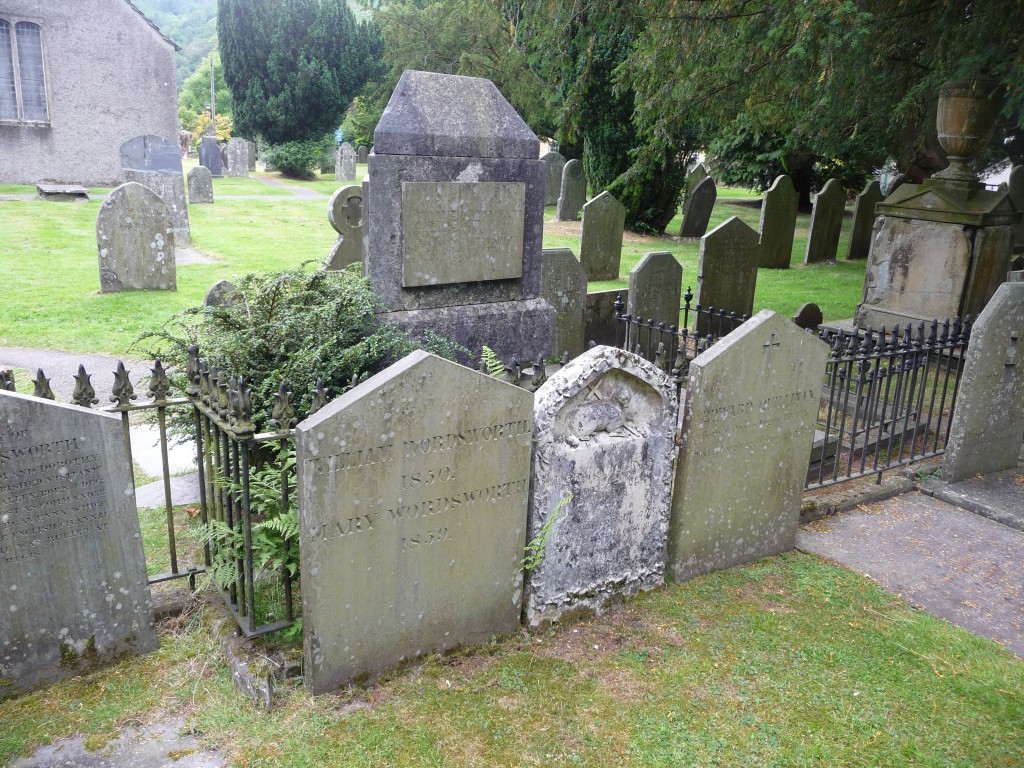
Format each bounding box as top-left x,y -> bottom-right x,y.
845,180 -> 884,260
803,178 -> 845,264
325,184 -> 364,272
0,390 -> 158,698
296,350 -> 533,693
580,191 -> 626,282
540,248 -> 587,358
679,175 -> 717,238
943,282 -> 1024,483
556,159 -> 586,222
187,166 -> 214,204
667,310 -> 829,582
541,150 -> 566,207
628,251 -> 682,327
696,216 -> 759,333
758,174 -> 798,269
525,346 -> 677,627
96,182 -> 176,293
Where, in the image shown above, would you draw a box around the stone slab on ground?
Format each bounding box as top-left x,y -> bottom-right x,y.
797,492 -> 1024,658
922,466 -> 1024,532
130,424 -> 196,478
135,472 -> 202,509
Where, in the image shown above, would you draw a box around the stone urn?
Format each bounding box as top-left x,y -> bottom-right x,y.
935,75 -> 1004,184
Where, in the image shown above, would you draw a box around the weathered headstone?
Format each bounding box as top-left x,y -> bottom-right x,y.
97,182 -> 176,292
357,145 -> 369,164
884,173 -> 908,198
187,166 -> 213,204
628,251 -> 682,327
541,150 -> 566,207
325,184 -> 364,272
223,138 -> 250,178
0,391 -> 159,698
585,289 -> 627,348
679,175 -> 717,238
757,175 -> 798,269
684,163 -> 709,203
247,140 -> 257,172
525,346 -> 677,626
667,311 -> 829,581
579,191 -> 626,281
556,158 -> 586,221
336,142 -> 357,181
1009,165 -> 1023,253
540,248 -> 587,358
198,135 -> 223,177
803,179 -> 845,264
792,302 -> 823,331
845,180 -> 884,260
943,282 -> 1024,483
296,351 -> 533,692
120,135 -> 190,245
695,216 -> 759,333
203,279 -> 236,307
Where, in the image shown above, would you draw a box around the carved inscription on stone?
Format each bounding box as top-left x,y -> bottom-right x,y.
401,182 -> 525,287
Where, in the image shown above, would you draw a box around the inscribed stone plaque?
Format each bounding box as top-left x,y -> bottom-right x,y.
0,391 -> 158,697
667,311 -> 829,582
845,180 -> 883,260
804,178 -> 845,264
187,166 -> 213,204
525,346 -> 677,626
540,248 -> 588,358
628,251 -> 682,327
943,282 -> 1024,483
541,150 -> 566,206
679,176 -> 717,237
758,175 -> 798,269
580,191 -> 626,282
96,182 -> 176,292
556,159 -> 586,221
296,351 -> 533,693
696,216 -> 759,332
401,181 -> 525,287
326,184 -> 364,272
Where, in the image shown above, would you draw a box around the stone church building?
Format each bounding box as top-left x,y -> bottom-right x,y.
0,0 -> 179,185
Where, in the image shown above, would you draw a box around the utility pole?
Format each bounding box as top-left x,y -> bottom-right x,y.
208,54 -> 217,137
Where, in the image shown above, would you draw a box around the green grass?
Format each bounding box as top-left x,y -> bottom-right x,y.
0,184 -> 36,194
0,553 -> 1019,766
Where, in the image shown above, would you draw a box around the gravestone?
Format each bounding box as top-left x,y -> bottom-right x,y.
679,175 -> 717,238
803,179 -> 845,264
628,251 -> 682,327
203,279 -> 236,308
943,282 -> 1024,483
540,150 -> 566,207
758,175 -> 798,269
223,138 -> 250,178
187,166 -> 214,204
845,180 -> 884,260
695,216 -> 759,333
585,289 -> 627,348
667,311 -> 829,582
367,70 -> 553,363
0,391 -> 158,698
884,173 -> 908,198
1009,165 -> 1023,253
540,248 -> 587,358
325,184 -> 364,272
684,163 -> 709,201
579,191 -> 626,282
96,182 -> 176,292
198,135 -> 223,177
556,159 -> 586,221
336,142 -> 357,181
357,145 -> 369,164
120,135 -> 190,245
792,302 -> 823,331
247,140 -> 257,171
296,351 -> 533,692
35,183 -> 89,202
525,346 -> 677,626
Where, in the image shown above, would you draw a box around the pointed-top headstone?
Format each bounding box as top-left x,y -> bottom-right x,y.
804,178 -> 846,264
628,251 -> 682,327
845,180 -> 884,260
696,216 -> 759,329
579,190 -> 625,281
758,174 -> 798,269
679,175 -> 717,237
540,248 -> 587,358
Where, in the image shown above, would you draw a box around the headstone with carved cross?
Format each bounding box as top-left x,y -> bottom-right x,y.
943,282 -> 1024,482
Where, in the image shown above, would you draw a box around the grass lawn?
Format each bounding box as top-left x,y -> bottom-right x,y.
0,553 -> 1020,766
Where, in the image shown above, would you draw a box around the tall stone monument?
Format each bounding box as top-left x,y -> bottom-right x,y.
367,70 -> 554,363
579,191 -> 626,281
97,182 -> 176,292
119,134 -> 190,245
325,184 -> 364,272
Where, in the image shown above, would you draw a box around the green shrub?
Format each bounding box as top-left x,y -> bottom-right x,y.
265,139 -> 322,179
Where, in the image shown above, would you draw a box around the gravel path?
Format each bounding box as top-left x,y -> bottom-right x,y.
0,346 -> 148,404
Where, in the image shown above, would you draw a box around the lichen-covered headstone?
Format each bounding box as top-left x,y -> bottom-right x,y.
296,351 -> 533,692
224,138 -> 250,178
804,179 -> 845,264
679,175 -> 717,238
187,166 -> 213,204
0,391 -> 158,697
758,175 -> 798,269
120,134 -> 191,245
943,282 -> 1024,483
556,159 -> 586,221
696,216 -> 759,332
203,279 -> 236,308
96,182 -> 176,292
845,180 -> 883,260
525,346 -> 676,626
198,135 -> 223,177
325,184 -> 364,272
667,311 -> 828,582
579,191 -> 626,281
336,142 -> 357,181
628,251 -> 682,327
541,150 -> 566,207
540,248 -> 587,358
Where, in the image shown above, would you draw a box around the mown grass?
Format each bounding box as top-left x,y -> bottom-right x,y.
0,553 -> 1020,766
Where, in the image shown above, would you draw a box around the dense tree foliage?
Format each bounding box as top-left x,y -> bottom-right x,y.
133,0 -> 217,86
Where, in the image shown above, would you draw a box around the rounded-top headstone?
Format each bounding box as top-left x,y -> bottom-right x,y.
119,134 -> 182,172
96,182 -> 176,293
187,165 -> 214,204
204,279 -> 237,308
328,185 -> 363,234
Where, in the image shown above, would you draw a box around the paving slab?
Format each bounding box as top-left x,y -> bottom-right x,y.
135,471 -> 202,509
797,492 -> 1024,658
922,466 -> 1024,532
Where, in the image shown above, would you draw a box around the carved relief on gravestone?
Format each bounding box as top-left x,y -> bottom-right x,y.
667,311 -> 829,582
579,191 -> 626,282
540,248 -> 587,358
96,182 -> 176,292
224,138 -> 250,178
525,346 -> 677,627
120,134 -> 190,245
540,150 -> 566,207
0,391 -> 158,697
556,159 -> 586,221
628,251 -> 682,327
696,216 -> 759,333
296,351 -> 533,692
758,175 -> 798,269
679,175 -> 717,237
845,180 -> 884,260
187,166 -> 214,204
804,178 -> 845,264
943,282 -> 1024,483
325,184 -> 365,272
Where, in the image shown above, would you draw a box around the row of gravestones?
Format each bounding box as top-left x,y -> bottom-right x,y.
4,282 -> 1022,698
